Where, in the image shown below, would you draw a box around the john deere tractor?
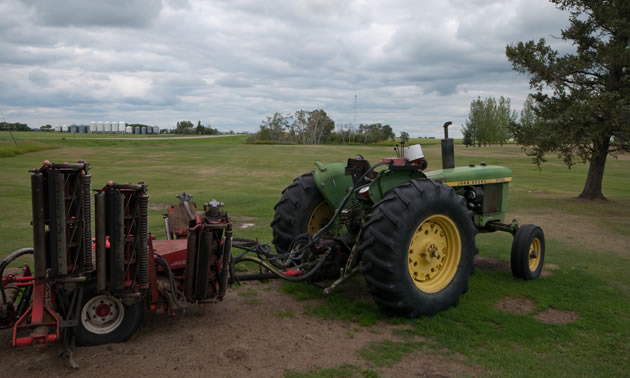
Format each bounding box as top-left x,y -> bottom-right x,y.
238,122 -> 545,317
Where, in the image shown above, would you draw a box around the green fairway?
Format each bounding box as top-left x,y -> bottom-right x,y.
1,131 -> 629,376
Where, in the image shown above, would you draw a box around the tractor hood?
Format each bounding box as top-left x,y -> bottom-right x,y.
424,165 -> 512,188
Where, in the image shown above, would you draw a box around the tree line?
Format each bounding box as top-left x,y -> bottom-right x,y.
247,109 -> 396,144
173,121 -> 219,135
0,122 -> 30,131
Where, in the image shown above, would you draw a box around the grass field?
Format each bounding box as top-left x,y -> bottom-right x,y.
1,131 -> 629,376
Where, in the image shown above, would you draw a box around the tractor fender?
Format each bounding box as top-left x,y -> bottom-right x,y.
313,162 -> 353,209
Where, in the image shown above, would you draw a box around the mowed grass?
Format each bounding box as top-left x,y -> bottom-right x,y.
1,131 -> 629,376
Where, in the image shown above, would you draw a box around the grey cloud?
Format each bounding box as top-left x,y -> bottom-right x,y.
28,69 -> 50,86
22,0 -> 162,28
1,0 -> 571,135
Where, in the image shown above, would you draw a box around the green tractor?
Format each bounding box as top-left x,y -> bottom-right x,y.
241,122 -> 545,317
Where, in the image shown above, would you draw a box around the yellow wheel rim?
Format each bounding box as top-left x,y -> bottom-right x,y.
408,214 -> 461,293
307,201 -> 334,234
528,237 -> 542,272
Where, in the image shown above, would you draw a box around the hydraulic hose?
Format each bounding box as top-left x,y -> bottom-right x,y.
232,161 -> 385,280
0,248 -> 34,305
312,161 -> 385,241
282,161 -> 386,265
154,254 -> 188,309
235,247 -> 331,282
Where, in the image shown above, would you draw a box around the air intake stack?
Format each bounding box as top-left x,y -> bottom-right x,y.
441,121 -> 454,169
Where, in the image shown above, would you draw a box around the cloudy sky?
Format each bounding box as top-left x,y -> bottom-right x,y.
0,0 -> 570,137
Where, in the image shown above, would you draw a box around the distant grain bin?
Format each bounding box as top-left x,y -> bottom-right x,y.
96,121 -> 103,133
90,122 -> 97,133
118,121 -> 125,133
153,126 -> 160,134
111,122 -> 119,133
125,126 -> 132,134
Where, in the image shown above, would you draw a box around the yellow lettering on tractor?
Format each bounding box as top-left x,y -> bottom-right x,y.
443,177 -> 512,187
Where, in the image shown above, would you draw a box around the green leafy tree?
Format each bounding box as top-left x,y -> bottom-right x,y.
357,123 -> 395,144
175,120 -> 194,134
462,124 -> 474,147
462,96 -> 516,146
292,109 -> 335,144
511,95 -> 540,146
506,0 -> 630,199
253,112 -> 292,142
400,131 -> 410,144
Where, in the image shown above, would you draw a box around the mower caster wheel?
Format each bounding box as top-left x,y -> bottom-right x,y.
511,224 -> 545,280
75,289 -> 144,346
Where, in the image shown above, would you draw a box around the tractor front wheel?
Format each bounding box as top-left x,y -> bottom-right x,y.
510,224 -> 545,280
360,179 -> 476,317
75,289 -> 144,346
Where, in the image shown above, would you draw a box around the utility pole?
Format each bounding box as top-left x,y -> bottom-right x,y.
353,95 -> 357,128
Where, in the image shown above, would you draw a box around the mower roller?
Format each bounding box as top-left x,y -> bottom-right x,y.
1,161 -> 232,349
1,122 -> 545,351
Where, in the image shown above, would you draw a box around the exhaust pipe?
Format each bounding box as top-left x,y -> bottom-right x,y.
441,121 -> 455,170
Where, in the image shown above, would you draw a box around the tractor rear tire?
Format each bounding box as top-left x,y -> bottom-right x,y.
510,224 -> 545,280
359,179 -> 476,317
75,287 -> 144,346
271,172 -> 334,254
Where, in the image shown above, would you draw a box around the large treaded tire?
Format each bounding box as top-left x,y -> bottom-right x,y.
271,172 -> 330,254
359,179 -> 476,317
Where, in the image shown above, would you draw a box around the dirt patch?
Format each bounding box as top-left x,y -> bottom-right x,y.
148,202 -> 170,212
533,308 -> 580,325
510,211 -> 630,257
0,280 -> 483,377
610,151 -> 630,160
495,297 -> 537,315
475,256 -> 556,277
475,256 -> 510,273
378,350 -> 486,377
197,167 -> 217,175
231,216 -> 258,230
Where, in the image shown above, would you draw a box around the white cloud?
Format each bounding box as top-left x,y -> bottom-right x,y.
0,0 -> 571,136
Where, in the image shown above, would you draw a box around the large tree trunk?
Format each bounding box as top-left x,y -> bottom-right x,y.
578,137 -> 610,200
